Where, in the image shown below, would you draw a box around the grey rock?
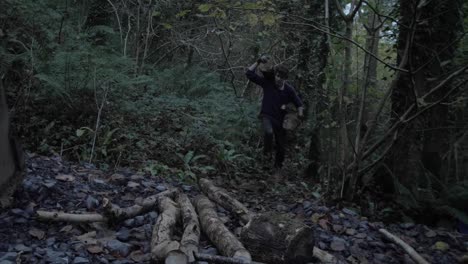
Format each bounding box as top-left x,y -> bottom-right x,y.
124,218 -> 135,227
148,211 -> 158,220
43,179 -> 57,188
46,237 -> 56,246
400,223 -> 415,229
106,240 -> 131,257
0,260 -> 15,264
86,196 -> 99,210
302,201 -> 313,210
10,209 -> 30,218
117,228 -> 130,242
0,252 -> 17,262
156,185 -> 166,192
330,237 -> 347,251
14,244 -> 32,253
135,215 -> 145,226
182,185 -> 192,191
342,208 -> 357,216
200,247 -> 218,255
35,247 -> 46,255
46,249 -> 67,263
73,256 -> 90,264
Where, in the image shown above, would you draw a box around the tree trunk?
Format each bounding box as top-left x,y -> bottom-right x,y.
387,0 -> 464,193
0,80 -> 24,208
240,213 -> 315,264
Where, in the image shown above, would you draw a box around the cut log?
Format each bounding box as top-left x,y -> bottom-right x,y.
240,213 -> 315,264
176,193 -> 200,262
313,247 -> 337,264
199,178 -> 252,224
103,189 -> 177,223
151,196 -> 184,263
36,210 -> 107,223
194,252 -> 266,264
194,195 -> 251,262
379,228 -> 430,264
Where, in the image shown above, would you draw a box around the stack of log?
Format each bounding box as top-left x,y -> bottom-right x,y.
36,178 -> 335,264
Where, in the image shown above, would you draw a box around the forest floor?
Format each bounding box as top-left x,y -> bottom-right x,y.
0,154 -> 467,264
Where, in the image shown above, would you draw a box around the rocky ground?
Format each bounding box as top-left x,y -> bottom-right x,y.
0,154 -> 467,263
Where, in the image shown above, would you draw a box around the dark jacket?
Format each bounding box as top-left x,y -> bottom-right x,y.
246,69 -> 303,125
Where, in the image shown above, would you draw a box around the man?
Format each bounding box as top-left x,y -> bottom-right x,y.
246,56 -> 304,172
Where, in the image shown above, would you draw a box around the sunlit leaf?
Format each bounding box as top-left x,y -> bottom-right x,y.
262,13 -> 276,26
176,10 -> 191,18
198,4 -> 213,13
247,14 -> 258,26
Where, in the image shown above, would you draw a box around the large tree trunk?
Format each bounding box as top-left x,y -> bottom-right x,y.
0,80 -> 24,207
387,0 -> 464,193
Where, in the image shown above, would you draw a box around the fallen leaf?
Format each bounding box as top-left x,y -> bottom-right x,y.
29,228 -> 45,239
60,225 -> 73,233
311,213 -> 324,223
319,219 -> 329,230
77,231 -> 98,245
55,174 -> 75,182
433,241 -> 449,251
87,245 -> 103,254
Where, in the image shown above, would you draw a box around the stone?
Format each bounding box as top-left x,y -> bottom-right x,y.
342,208 -> 357,216
425,230 -> 437,238
14,244 -> 32,253
86,196 -> 100,210
200,247 -> 218,255
135,215 -> 145,226
127,181 -> 140,188
182,185 -> 192,192
46,249 -> 67,263
73,256 -> 91,264
302,200 -> 313,210
330,237 -> 347,251
117,228 -> 130,242
346,228 -> 357,236
0,253 -> 17,262
155,185 -> 166,192
400,223 -> 415,229
110,174 -> 126,184
124,218 -> 135,227
106,240 -> 131,257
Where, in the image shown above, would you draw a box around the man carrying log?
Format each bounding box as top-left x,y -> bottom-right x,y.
246,56 -> 304,175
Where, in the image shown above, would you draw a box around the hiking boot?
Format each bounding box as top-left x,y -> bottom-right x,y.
260,155 -> 272,171
272,168 -> 283,182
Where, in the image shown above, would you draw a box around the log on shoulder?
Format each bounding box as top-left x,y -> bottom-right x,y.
199,178 -> 251,224
194,195 -> 251,262
240,213 -> 315,264
151,196 -> 187,264
177,192 -> 200,262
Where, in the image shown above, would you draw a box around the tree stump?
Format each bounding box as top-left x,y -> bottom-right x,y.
240,213 -> 315,264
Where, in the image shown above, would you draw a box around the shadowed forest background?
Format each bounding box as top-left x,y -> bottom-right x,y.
1,0 -> 468,235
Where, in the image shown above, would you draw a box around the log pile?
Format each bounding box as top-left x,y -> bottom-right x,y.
35,178 -> 337,263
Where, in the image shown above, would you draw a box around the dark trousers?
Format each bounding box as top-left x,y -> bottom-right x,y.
262,117 -> 286,168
